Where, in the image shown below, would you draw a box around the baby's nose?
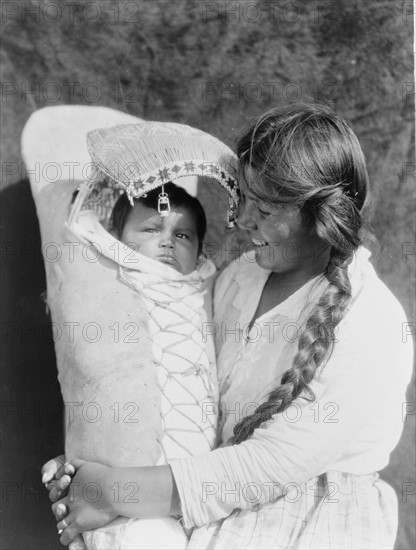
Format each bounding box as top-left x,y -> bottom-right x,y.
159,232 -> 175,248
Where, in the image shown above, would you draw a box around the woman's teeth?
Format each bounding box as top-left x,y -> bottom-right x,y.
252,238 -> 268,246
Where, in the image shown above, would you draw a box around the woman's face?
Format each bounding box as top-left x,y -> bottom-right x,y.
237,170 -> 329,279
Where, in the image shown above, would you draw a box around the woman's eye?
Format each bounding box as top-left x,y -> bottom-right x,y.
257,207 -> 269,217
144,228 -> 157,233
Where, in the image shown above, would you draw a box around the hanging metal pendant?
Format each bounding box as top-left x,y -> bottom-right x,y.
158,191 -> 170,217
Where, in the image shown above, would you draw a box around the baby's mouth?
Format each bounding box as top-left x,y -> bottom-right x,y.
157,255 -> 184,273
158,255 -> 178,266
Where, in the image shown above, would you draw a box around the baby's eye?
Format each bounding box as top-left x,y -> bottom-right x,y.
144,228 -> 158,233
176,232 -> 189,240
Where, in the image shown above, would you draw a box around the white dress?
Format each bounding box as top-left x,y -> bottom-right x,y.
171,248 -> 413,549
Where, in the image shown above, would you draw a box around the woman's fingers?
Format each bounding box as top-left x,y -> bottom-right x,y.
59,519 -> 81,547
48,475 -> 72,502
54,502 -> 68,521
68,535 -> 87,550
52,498 -> 69,521
70,458 -> 86,471
41,455 -> 65,484
64,463 -> 75,476
57,516 -> 72,532
48,481 -> 62,502
53,461 -> 75,482
47,461 -> 78,501
46,463 -> 75,489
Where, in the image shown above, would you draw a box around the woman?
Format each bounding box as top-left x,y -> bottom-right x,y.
45,103 -> 413,549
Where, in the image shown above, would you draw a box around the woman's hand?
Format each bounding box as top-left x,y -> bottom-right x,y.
51,459 -> 180,545
52,459 -> 118,546
41,454 -> 74,501
42,454 -> 65,484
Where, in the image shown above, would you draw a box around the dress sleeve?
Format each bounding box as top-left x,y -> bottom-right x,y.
170,296 -> 413,528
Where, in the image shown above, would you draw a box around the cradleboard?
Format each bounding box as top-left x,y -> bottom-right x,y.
21,105 -> 238,469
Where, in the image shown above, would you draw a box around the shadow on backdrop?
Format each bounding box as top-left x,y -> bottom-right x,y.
1,179 -> 63,550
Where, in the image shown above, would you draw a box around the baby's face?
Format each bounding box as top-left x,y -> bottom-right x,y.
120,203 -> 199,274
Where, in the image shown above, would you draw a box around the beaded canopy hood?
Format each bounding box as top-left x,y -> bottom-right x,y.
68,121 -> 239,228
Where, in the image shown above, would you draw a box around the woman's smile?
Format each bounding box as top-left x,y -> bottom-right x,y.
251,237 -> 268,247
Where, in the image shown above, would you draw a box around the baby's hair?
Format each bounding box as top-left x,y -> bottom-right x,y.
230,103 -> 371,445
110,182 -> 207,255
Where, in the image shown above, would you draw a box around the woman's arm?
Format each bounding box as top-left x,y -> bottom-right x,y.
53,459 -> 180,546
109,464 -> 181,518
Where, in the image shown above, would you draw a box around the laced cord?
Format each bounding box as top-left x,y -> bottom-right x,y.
119,270 -> 218,462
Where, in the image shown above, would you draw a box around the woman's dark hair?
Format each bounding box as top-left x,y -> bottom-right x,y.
230,103 -> 371,445
110,181 -> 207,255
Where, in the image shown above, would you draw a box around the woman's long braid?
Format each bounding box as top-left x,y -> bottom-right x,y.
230,248 -> 353,445
230,103 -> 369,446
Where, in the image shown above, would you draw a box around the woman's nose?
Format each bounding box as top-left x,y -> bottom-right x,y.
236,202 -> 257,231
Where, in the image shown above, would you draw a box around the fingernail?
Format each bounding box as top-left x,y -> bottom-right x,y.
42,473 -> 48,483
65,464 -> 75,475
61,475 -> 71,486
57,503 -> 66,515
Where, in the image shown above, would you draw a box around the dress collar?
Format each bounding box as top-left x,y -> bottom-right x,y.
231,247 -> 372,325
